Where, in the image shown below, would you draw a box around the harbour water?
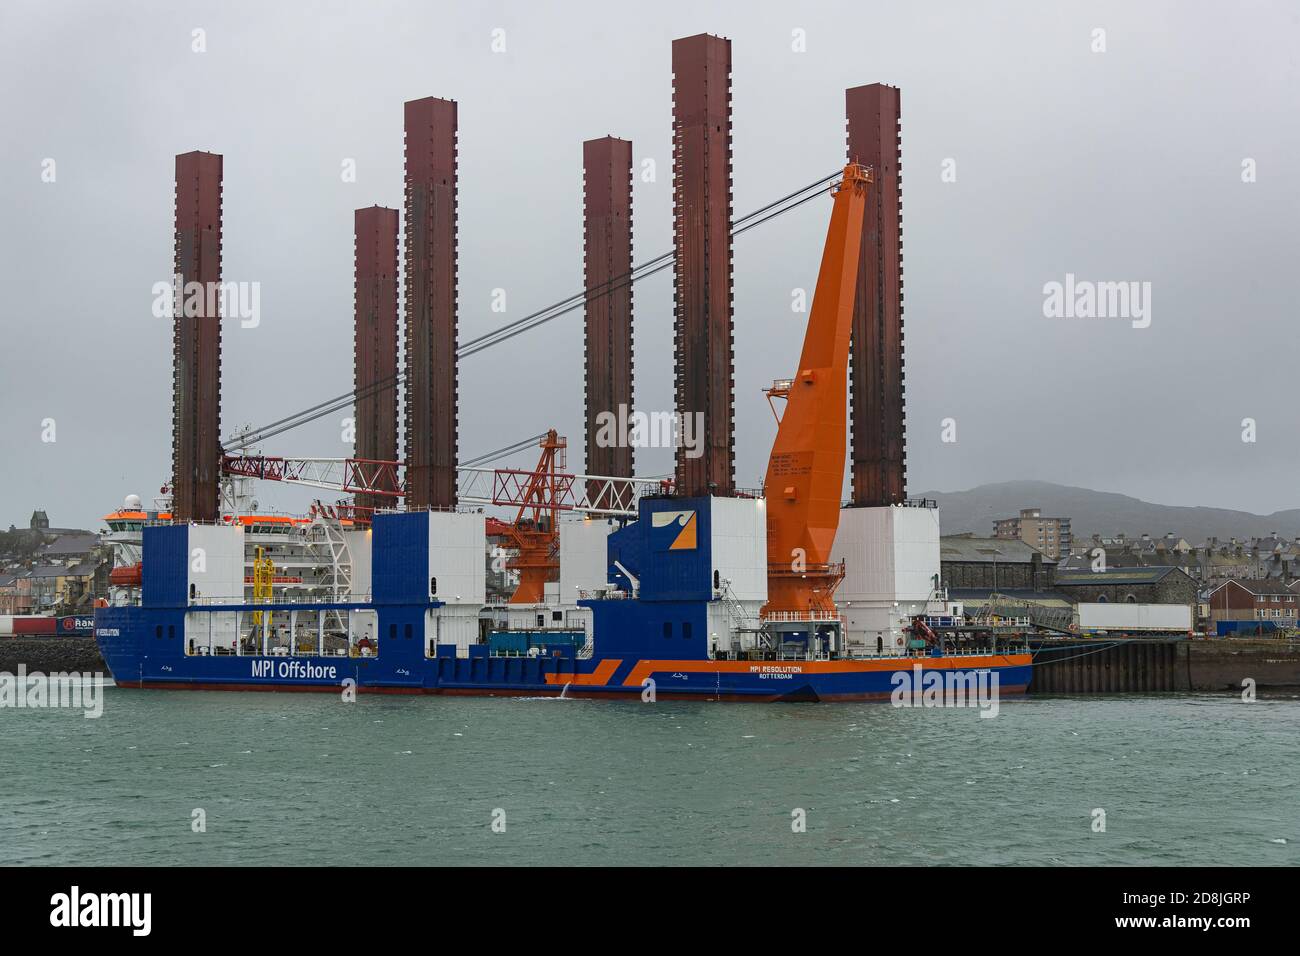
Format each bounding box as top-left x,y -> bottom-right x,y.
3,686 -> 1296,866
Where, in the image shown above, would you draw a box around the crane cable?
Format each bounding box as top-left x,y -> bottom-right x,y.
223,169 -> 843,451
461,433 -> 549,468
226,170 -> 840,449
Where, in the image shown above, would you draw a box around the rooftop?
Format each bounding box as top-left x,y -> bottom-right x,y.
27,564 -> 72,579
1208,578 -> 1296,597
940,534 -> 1055,564
38,533 -> 99,556
1055,566 -> 1187,586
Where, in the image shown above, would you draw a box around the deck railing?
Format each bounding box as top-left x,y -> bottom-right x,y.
188,593 -> 375,607
763,609 -> 841,623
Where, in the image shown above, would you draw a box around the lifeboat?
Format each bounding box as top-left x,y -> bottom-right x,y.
109,562 -> 143,587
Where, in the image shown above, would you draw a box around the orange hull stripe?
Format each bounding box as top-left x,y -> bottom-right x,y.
622,654 -> 1031,687
543,659 -> 623,686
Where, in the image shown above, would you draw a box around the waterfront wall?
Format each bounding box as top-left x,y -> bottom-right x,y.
0,637 -> 107,674
1185,638 -> 1300,691
1030,638 -> 1300,694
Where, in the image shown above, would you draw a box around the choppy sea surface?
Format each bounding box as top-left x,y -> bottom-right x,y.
3,685 -> 1296,865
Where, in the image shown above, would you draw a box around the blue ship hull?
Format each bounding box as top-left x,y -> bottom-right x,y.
94,605 -> 1031,702
100,503 -> 1032,703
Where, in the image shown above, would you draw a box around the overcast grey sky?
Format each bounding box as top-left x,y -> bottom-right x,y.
1,0 -> 1297,531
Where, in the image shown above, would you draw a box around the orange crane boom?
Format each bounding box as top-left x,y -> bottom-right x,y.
762,163 -> 872,618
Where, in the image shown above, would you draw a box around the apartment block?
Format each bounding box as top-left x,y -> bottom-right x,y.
994,507 -> 1072,560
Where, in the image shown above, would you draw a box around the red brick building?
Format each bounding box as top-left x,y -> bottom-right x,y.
1206,579 -> 1298,630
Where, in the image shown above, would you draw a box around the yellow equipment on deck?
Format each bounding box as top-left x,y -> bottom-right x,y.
250,546 -> 274,628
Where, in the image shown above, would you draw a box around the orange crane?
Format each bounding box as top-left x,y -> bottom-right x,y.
762,162 -> 872,619
488,430 -> 567,604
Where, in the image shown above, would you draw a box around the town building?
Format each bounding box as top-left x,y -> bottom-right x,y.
25,562 -> 102,613
993,508 -> 1072,560
38,532 -> 101,564
940,534 -> 1056,591
0,571 -> 33,614
0,511 -> 108,614
1206,579 -> 1298,634
1059,533 -> 1300,586
1054,566 -> 1199,612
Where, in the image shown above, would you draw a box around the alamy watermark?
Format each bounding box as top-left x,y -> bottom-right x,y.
151,274 -> 261,328
1,665 -> 104,718
50,886 -> 150,936
593,404 -> 704,459
1043,273 -> 1151,329
890,664 -> 1000,718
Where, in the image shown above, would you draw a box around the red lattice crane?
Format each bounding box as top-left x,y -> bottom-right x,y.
486,430 -> 567,604
221,431 -> 648,605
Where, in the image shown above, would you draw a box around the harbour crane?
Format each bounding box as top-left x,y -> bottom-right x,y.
762,162 -> 872,620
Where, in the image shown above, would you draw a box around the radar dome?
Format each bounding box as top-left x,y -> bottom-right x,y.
124,494 -> 142,510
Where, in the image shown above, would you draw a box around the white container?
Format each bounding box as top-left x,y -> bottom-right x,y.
1078,603 -> 1191,632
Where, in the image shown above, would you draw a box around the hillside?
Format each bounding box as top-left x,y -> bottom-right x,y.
916,480 -> 1300,543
